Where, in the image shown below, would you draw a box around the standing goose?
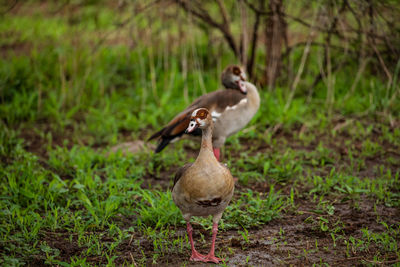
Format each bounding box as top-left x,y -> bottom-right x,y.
148,65 -> 260,161
172,108 -> 234,263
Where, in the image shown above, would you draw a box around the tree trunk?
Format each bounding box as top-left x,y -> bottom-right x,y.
265,0 -> 286,89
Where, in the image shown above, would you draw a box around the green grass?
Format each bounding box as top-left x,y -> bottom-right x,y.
1,1 -> 399,266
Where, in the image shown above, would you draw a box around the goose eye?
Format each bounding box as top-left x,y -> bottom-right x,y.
197,110 -> 207,119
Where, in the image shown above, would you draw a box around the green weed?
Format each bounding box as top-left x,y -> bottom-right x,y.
1,1 -> 399,265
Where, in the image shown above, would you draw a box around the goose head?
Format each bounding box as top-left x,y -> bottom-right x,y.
186,108 -> 212,133
221,65 -> 247,94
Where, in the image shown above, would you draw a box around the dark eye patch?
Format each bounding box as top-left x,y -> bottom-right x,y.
233,67 -> 240,75
196,109 -> 207,119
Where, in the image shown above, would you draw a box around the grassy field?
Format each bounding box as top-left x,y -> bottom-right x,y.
1,1 -> 399,266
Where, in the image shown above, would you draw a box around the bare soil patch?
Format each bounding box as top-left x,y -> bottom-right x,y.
20,119 -> 400,266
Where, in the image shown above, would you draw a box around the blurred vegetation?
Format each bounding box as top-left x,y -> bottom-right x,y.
0,0 -> 399,138
0,0 -> 399,265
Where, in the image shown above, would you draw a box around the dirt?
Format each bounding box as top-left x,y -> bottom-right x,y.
114,195 -> 398,266
31,195 -> 399,266
19,118 -> 400,266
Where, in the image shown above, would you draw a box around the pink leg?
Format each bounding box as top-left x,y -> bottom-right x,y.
213,148 -> 220,161
186,222 -> 206,261
204,223 -> 224,263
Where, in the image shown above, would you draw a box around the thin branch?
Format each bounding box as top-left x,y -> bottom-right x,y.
247,4 -> 261,78
1,0 -> 18,15
174,0 -> 239,56
249,3 -> 389,42
239,0 -> 248,66
284,11 -> 317,111
215,0 -> 230,27
50,0 -> 71,15
309,57 -> 351,93
174,0 -> 219,30
243,0 -> 271,16
92,0 -> 164,52
371,37 -> 393,87
282,41 -> 351,59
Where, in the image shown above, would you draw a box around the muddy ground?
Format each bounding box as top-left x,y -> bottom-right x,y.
36,190 -> 399,266
20,120 -> 400,266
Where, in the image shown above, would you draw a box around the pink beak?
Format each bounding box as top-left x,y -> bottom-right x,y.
186,120 -> 198,133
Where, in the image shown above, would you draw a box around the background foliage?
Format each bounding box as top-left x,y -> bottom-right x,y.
0,0 -> 399,265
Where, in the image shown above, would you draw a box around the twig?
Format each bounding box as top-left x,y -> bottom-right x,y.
50,0 -> 70,15
363,257 -> 400,265
383,259 -> 400,264
297,210 -> 320,216
325,41 -> 334,116
332,119 -> 354,132
215,0 -> 230,26
344,58 -> 371,101
268,123 -> 282,136
241,124 -> 257,134
149,49 -> 160,105
239,0 -> 248,67
246,0 -> 263,78
92,0 -> 164,52
181,46 -> 189,104
371,41 -> 393,88
1,0 -> 18,15
264,0 -> 287,89
175,0 -> 239,56
128,234 -> 135,246
282,41 -> 352,60
284,9 -> 317,112
299,124 -> 307,135
129,252 -> 138,267
334,256 -> 364,262
243,0 -> 271,16
388,84 -> 399,110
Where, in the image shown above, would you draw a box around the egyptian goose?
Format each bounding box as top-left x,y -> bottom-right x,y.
148,65 -> 260,161
172,108 -> 234,263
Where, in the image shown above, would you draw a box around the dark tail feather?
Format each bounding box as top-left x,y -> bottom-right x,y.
155,138 -> 171,153
148,128 -> 170,153
148,128 -> 164,141
149,119 -> 189,152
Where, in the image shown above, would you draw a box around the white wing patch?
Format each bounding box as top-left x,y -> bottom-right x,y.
170,136 -> 181,143
211,111 -> 221,122
225,98 -> 247,111
212,98 -> 248,122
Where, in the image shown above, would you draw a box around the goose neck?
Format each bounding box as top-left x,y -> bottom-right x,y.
200,126 -> 213,152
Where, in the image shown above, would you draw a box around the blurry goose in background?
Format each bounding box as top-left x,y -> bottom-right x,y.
148,65 -> 260,161
172,108 -> 234,263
